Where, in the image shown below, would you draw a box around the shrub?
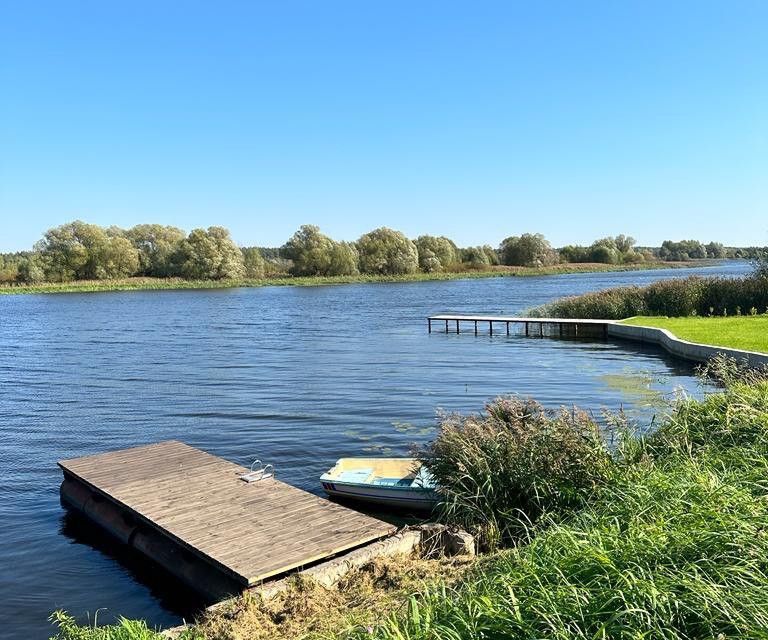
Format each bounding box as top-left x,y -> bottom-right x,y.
532,275 -> 768,319
418,397 -> 613,549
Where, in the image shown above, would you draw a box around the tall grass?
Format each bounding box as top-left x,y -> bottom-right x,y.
353,377 -> 768,640
531,274 -> 768,319
418,397 -> 614,550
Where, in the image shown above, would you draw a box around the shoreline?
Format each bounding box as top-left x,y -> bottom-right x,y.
0,261 -> 702,296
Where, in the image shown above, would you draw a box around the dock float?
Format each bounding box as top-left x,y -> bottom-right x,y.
427,314 -> 611,338
58,441 -> 396,600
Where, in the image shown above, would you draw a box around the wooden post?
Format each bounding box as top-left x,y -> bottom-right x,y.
456,319 -> 460,334
428,318 -> 432,333
474,320 -> 478,335
539,322 -> 543,337
525,322 -> 529,337
445,319 -> 449,333
559,323 -> 563,337
506,321 -> 510,336
489,321 -> 493,336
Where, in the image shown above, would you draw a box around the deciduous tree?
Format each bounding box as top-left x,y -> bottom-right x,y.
357,227 -> 418,275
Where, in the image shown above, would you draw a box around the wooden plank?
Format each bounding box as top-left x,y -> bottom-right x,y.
427,314 -> 614,325
59,441 -> 396,587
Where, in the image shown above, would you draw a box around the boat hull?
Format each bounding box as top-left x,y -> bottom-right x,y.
321,480 -> 439,512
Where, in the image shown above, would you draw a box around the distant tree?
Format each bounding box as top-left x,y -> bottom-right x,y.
172,226 -> 245,279
659,240 -> 707,261
499,233 -> 558,267
94,235 -> 140,278
559,245 -> 590,263
126,224 -> 186,276
461,246 -> 491,268
414,235 -> 458,272
282,225 -> 335,276
588,238 -> 622,264
241,247 -> 266,279
282,225 -> 358,276
327,241 -> 359,276
36,221 -> 107,281
613,234 -> 636,254
705,241 -> 727,259
357,227 -> 418,275
481,245 -> 500,266
16,256 -> 45,283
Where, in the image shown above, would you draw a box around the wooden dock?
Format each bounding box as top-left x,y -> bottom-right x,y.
59,441 -> 396,598
427,314 -> 612,337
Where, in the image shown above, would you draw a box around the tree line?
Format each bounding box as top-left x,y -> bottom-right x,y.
0,220 -> 758,284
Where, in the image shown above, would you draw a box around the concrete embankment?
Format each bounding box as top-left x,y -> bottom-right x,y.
606,322 -> 768,368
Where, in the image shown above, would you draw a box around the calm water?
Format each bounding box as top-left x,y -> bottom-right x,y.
0,262 -> 750,638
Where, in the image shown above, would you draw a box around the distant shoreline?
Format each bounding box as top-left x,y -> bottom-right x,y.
0,260 -> 712,296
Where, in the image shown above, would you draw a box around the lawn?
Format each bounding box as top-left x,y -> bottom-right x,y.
621,315 -> 768,353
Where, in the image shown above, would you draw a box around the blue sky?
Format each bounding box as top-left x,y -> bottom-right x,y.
1,1 -> 766,251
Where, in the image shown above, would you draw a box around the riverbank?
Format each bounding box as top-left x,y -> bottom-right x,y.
621,315 -> 768,353
0,261 -> 692,295
50,370 -> 768,639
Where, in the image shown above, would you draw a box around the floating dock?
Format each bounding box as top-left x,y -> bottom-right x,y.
59,441 -> 396,600
427,314 -> 611,337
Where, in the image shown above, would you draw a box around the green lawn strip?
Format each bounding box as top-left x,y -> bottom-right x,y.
621,315 -> 768,353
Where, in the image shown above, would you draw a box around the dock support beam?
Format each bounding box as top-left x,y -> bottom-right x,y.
489,321 -> 493,336
428,318 -> 432,334
474,320 -> 478,335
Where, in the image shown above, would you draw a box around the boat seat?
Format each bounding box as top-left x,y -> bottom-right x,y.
337,469 -> 373,483
371,477 -> 413,487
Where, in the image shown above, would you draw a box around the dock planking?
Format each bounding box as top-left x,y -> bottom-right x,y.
58,441 -> 396,588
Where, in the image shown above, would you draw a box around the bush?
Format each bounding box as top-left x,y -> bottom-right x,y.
419,397 -> 613,550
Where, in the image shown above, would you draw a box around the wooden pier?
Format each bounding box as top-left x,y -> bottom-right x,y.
59,441 -> 396,599
427,314 -> 612,338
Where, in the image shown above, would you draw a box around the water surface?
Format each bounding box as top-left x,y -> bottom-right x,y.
0,261 -> 750,638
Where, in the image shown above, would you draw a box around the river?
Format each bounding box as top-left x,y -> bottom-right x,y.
0,261 -> 751,638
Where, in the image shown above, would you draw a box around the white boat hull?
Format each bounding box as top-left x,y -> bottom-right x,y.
321,480 -> 439,511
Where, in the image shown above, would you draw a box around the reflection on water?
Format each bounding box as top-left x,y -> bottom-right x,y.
0,261 -> 749,638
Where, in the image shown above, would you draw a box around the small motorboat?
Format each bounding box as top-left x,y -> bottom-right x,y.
320,457 -> 439,511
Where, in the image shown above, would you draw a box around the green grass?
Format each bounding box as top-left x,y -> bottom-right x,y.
344,379 -> 768,640
621,315 -> 768,353
1,262 -> 682,295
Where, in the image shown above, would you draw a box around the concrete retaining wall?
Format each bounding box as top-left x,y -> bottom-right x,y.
606,322 -> 768,368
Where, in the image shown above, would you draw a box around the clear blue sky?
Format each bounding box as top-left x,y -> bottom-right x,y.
1,1 -> 766,252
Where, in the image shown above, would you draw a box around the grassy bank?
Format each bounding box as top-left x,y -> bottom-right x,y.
531,273 -> 768,319
51,364 -> 768,640
2,261 -> 688,295
622,315 -> 768,352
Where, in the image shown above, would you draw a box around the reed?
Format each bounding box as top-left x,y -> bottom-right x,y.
418,397 -> 614,550
531,274 -> 768,319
